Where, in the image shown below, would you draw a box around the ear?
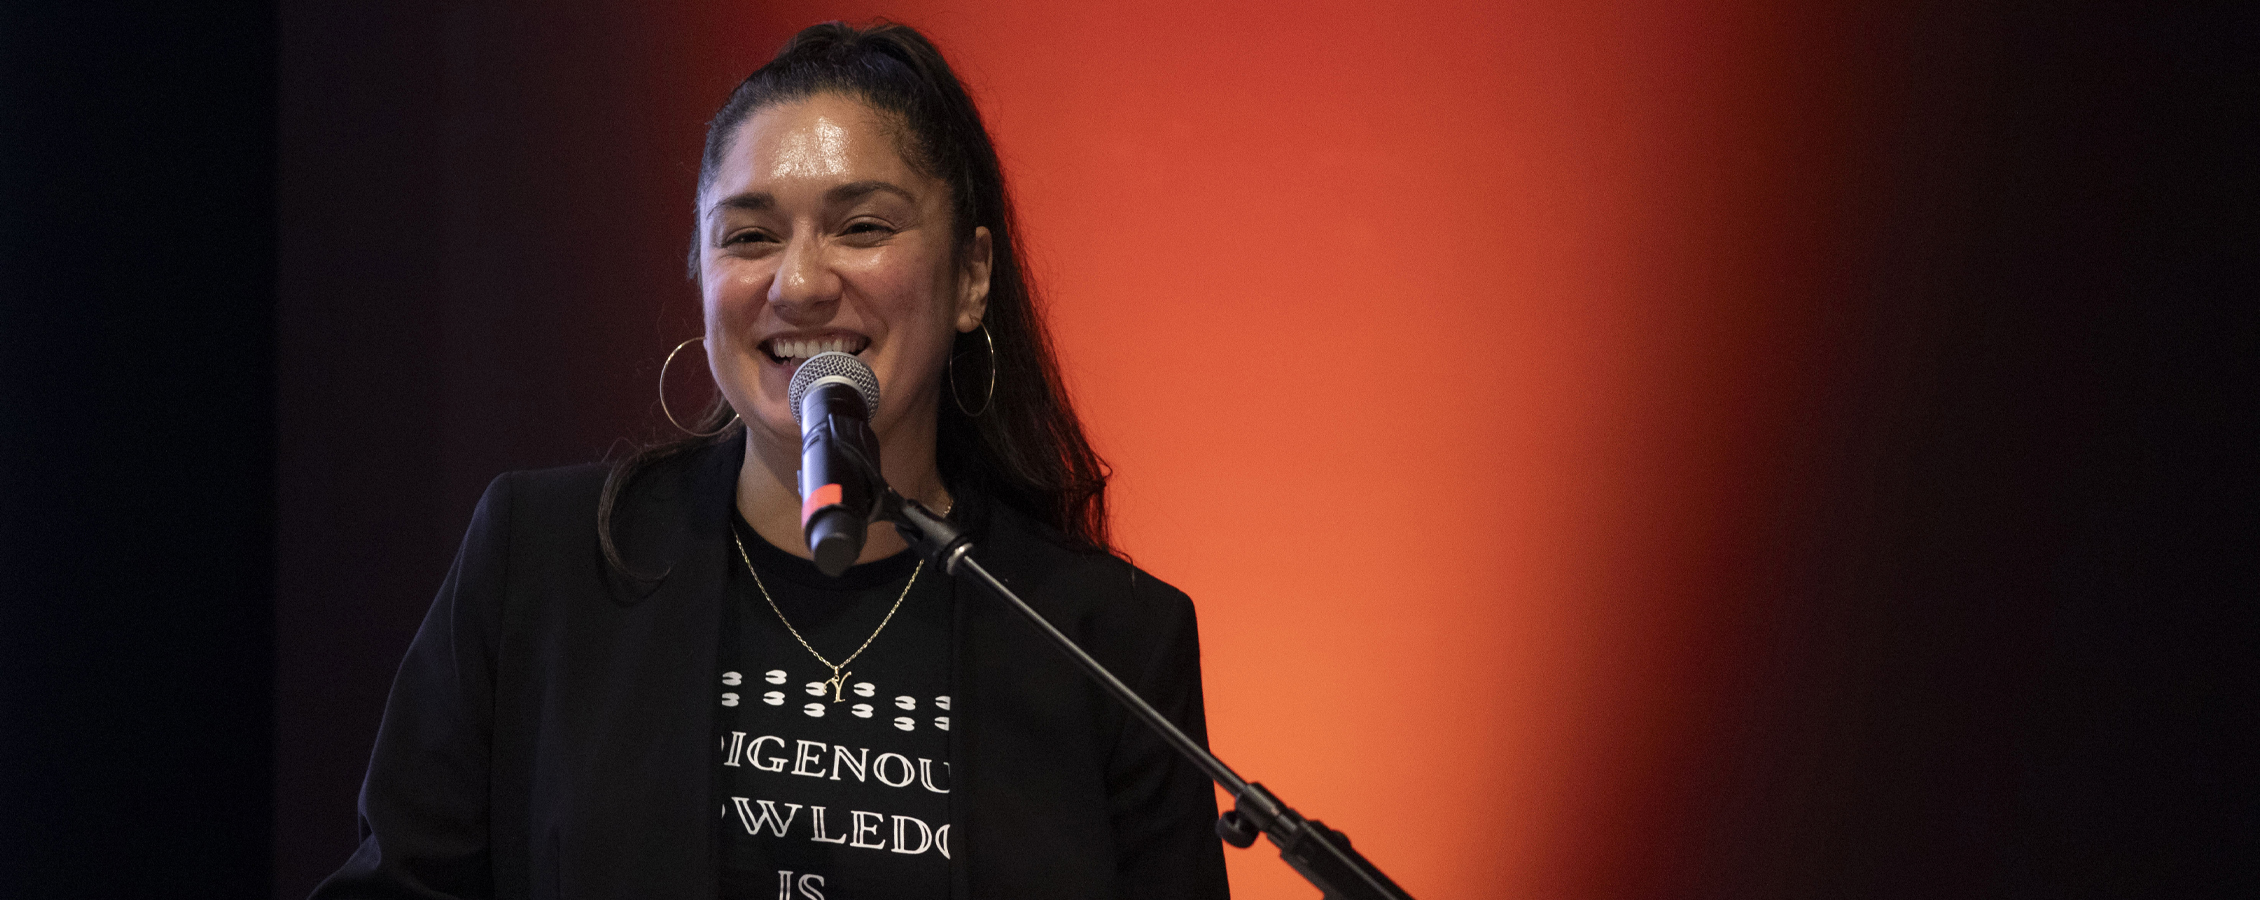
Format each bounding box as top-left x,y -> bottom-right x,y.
955,226 -> 993,332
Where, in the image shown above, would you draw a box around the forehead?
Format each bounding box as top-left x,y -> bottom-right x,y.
708,93 -> 923,197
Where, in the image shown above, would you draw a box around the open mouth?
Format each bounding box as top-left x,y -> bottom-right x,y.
760,333 -> 869,364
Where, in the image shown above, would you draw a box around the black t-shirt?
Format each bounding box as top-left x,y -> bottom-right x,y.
715,513 -> 953,900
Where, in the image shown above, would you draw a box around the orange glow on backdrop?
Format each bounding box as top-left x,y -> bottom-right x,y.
681,2 -> 1885,896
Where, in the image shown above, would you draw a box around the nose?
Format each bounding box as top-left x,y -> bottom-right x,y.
768,231 -> 841,322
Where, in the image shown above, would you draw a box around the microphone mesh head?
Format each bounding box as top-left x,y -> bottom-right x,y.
787,351 -> 881,425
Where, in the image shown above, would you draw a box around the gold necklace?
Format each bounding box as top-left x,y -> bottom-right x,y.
730,529 -> 923,703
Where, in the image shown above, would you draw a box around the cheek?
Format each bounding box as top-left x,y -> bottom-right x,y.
850,247 -> 962,331
702,261 -> 768,332
840,250 -> 924,305
699,262 -> 787,425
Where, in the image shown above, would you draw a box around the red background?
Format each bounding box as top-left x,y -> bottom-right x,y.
649,3 -> 1892,895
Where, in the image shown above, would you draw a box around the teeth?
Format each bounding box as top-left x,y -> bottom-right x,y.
768,336 -> 862,360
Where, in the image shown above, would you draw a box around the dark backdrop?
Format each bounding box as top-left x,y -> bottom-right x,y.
270,2 -> 731,894
2,1 -> 276,897
1677,5 -> 2256,893
1,1 -> 2250,897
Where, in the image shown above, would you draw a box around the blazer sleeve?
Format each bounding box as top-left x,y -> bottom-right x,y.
310,475 -> 516,899
1103,567 -> 1231,899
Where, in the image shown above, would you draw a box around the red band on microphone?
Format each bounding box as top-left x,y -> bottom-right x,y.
801,482 -> 843,524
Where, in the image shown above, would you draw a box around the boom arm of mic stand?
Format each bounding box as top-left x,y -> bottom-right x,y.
881,491 -> 1416,900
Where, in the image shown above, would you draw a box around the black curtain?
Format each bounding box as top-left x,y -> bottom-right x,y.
1682,5 -> 2257,896
1,1 -> 276,896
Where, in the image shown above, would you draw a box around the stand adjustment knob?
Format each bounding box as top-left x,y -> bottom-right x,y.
1216,810 -> 1260,848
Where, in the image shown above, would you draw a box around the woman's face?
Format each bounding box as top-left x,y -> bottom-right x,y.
698,92 -> 990,450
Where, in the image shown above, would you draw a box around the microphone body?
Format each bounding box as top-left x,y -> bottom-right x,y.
788,352 -> 884,576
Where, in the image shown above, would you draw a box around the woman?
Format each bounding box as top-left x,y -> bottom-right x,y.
315,22 -> 1229,900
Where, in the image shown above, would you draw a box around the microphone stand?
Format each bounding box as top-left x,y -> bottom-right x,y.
877,489 -> 1416,900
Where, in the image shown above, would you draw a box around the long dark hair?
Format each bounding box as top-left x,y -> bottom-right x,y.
599,21 -> 1112,581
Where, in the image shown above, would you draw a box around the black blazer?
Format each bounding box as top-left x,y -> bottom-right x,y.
314,433 -> 1230,899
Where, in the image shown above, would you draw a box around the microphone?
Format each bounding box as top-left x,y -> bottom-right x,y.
788,351 -> 884,577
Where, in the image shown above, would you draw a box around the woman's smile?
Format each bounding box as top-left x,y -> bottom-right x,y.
759,332 -> 870,365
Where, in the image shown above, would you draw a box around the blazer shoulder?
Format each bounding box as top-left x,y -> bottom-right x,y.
983,503 -> 1194,621
480,461 -> 610,539
495,461 -> 610,498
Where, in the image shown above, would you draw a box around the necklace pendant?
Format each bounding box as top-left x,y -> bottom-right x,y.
827,671 -> 851,703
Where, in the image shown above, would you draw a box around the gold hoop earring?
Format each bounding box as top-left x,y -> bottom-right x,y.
948,322 -> 996,418
660,336 -> 737,437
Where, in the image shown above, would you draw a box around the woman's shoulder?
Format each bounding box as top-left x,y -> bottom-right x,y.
491,461 -> 611,499
978,499 -> 1194,618
471,462 -> 609,533
478,436 -> 738,536
458,441 -> 738,600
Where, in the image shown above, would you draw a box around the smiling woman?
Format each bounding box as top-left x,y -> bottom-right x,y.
312,21 -> 1228,900
598,23 -> 1114,587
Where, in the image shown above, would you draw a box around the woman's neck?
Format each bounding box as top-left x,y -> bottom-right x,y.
734,406 -> 951,566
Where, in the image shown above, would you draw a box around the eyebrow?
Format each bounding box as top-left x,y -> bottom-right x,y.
709,193 -> 775,216
705,181 -> 919,219
826,180 -> 917,205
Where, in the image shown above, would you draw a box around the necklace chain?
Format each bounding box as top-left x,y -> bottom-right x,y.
730,528 -> 923,702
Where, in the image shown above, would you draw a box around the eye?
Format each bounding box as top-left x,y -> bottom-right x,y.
841,219 -> 897,242
723,228 -> 779,247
